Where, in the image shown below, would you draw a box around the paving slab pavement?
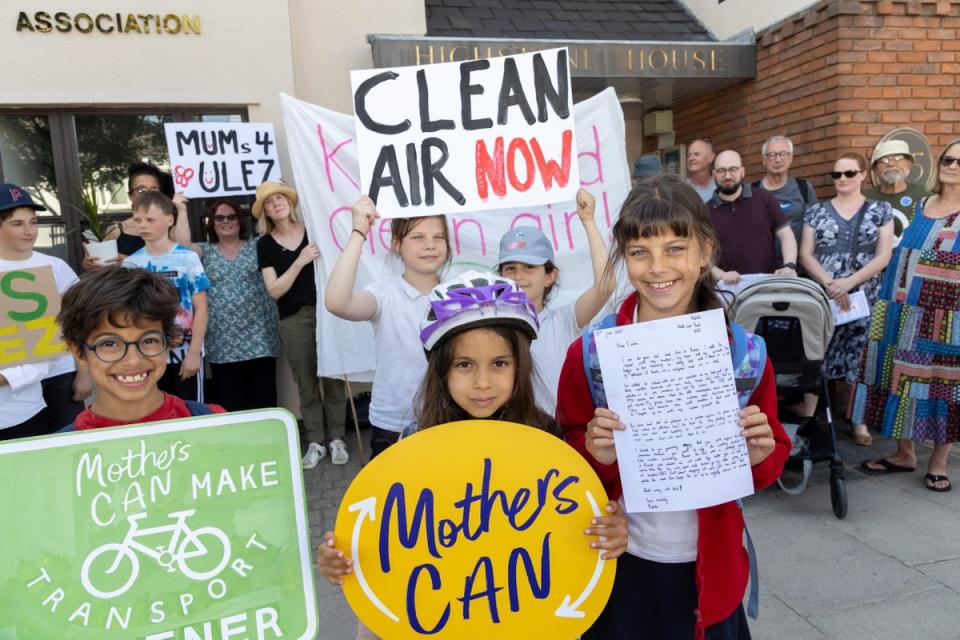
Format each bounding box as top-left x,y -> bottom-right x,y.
305,426 -> 960,639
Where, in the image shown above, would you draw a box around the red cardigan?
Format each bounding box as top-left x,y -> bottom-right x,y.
556,293 -> 790,638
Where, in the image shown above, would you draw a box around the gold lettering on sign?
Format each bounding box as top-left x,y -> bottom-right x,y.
14,11 -> 201,35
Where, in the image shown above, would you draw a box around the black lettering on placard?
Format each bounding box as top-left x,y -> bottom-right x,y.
421,138 -> 466,206
175,130 -> 199,156
460,60 -> 493,131
255,130 -> 274,154
533,50 -> 570,122
355,71 -> 412,135
497,58 -> 535,126
417,69 -> 455,133
368,145 -> 409,207
406,143 -> 423,206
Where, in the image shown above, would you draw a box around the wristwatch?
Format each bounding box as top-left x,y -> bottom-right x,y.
781,262 -> 797,270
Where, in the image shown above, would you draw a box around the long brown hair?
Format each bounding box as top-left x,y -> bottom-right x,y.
414,325 -> 558,436
605,173 -> 729,318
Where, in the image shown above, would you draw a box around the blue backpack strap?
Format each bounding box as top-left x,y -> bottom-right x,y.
730,322 -> 765,620
581,313 -> 617,409
731,322 -> 767,410
184,401 -> 214,416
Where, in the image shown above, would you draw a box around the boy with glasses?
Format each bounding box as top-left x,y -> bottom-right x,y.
863,139 -> 928,243
57,266 -> 222,431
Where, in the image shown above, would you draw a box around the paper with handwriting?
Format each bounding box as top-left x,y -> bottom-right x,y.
593,308 -> 754,512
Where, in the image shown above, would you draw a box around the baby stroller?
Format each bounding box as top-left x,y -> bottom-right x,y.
732,276 -> 847,519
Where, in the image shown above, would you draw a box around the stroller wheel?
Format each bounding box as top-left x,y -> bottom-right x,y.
830,476 -> 848,519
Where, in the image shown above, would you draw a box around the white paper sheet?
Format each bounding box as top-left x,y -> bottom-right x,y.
829,289 -> 870,325
593,308 -> 755,513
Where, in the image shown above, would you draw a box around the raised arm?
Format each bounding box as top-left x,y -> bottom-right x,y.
172,193 -> 202,257
572,188 -> 614,328
324,196 -> 379,321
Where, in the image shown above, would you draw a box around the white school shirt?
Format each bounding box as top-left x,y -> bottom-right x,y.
531,300 -> 580,417
0,252 -> 79,378
363,277 -> 431,433
623,303 -> 698,562
0,359 -> 53,429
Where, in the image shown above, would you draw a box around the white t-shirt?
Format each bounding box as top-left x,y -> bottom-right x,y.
0,252 -> 79,378
363,277 -> 431,433
624,497 -> 699,563
620,302 -> 699,562
531,300 -> 580,417
0,359 -> 53,429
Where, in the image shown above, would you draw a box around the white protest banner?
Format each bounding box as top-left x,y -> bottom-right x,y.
280,87 -> 631,378
593,309 -> 754,513
163,122 -> 281,198
350,48 -> 579,218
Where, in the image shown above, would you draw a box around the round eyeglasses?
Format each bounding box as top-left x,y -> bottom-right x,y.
82,331 -> 168,363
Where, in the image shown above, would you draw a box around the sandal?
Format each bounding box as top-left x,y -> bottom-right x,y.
851,432 -> 873,446
924,473 -> 952,492
860,458 -> 915,474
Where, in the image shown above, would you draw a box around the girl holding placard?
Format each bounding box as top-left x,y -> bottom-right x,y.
495,188 -> 613,417
556,174 -> 790,640
325,196 -> 452,460
317,271 -> 627,639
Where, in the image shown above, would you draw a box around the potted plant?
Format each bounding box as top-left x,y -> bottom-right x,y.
76,182 -> 124,263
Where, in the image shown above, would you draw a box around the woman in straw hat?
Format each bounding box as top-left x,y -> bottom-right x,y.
253,181 -> 348,469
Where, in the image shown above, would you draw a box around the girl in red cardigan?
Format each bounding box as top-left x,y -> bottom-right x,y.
556,174 -> 790,640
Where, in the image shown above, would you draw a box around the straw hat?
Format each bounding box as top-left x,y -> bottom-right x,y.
252,181 -> 298,218
871,140 -> 911,165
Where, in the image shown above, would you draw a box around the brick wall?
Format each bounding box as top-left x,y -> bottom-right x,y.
673,0 -> 960,196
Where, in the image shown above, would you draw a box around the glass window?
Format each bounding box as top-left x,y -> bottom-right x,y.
0,115 -> 69,261
75,113 -> 176,216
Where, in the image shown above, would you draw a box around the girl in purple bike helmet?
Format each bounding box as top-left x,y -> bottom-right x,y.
317,270 -> 629,604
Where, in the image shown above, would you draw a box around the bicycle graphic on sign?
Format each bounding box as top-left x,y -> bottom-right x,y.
80,509 -> 231,599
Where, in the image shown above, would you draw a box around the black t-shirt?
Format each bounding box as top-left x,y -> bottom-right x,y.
256,232 -> 316,318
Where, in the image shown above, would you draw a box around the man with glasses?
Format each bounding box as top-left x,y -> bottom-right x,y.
753,135 -> 819,247
708,150 -> 799,284
863,139 -> 928,242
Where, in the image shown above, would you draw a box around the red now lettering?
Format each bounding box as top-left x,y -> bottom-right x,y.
473,129 -> 573,200
530,129 -> 572,190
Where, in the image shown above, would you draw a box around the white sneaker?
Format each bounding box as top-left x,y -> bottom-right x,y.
302,442 -> 326,469
330,439 -> 349,466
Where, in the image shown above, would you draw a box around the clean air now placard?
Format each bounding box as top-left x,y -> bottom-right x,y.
351,47 -> 578,218
335,420 -> 614,639
0,409 -> 317,640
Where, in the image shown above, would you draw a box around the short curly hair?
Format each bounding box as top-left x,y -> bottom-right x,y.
57,266 -> 181,349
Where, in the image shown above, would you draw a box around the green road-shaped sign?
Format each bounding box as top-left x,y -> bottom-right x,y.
0,409 -> 317,640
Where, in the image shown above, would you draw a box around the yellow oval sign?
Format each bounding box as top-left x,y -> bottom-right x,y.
335,420 -> 615,639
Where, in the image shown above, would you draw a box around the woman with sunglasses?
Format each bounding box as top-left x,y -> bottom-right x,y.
799,152 -> 894,446
173,199 -> 280,411
856,141 -> 960,492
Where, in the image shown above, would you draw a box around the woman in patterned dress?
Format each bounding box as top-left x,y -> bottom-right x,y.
174,200 -> 280,410
800,152 -> 894,446
856,141 -> 960,492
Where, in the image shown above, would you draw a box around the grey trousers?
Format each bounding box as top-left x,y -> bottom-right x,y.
278,305 -> 347,445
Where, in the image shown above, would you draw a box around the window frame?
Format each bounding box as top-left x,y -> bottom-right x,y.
0,106 -> 249,271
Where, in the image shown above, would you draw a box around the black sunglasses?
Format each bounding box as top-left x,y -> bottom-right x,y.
830,170 -> 861,179
213,213 -> 239,222
940,155 -> 960,168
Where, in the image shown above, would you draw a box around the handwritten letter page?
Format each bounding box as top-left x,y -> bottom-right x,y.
593,308 -> 754,512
